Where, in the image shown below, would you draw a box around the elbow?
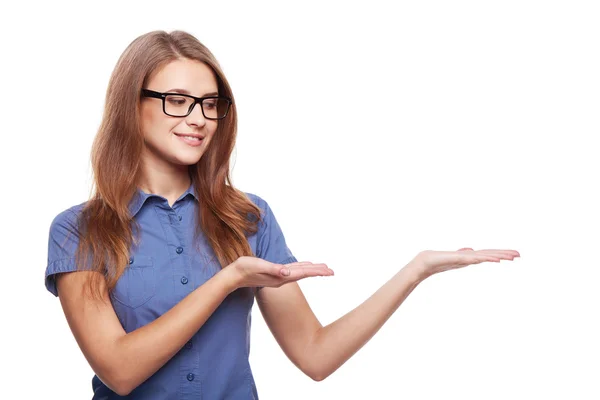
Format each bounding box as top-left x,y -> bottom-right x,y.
97,364 -> 136,396
108,370 -> 139,396
90,338 -> 138,395
302,342 -> 332,381
305,365 -> 331,382
111,385 -> 131,397
113,381 -> 133,397
310,371 -> 330,382
107,374 -> 135,396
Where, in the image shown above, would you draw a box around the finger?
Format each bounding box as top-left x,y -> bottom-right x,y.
458,248 -> 474,251
459,253 -> 501,264
475,249 -> 520,257
265,264 -> 291,277
272,262 -> 330,277
466,257 -> 501,265
287,261 -> 335,271
288,263 -> 332,273
474,251 -> 517,260
287,265 -> 334,280
479,256 -> 502,263
276,261 -> 319,276
288,265 -> 333,275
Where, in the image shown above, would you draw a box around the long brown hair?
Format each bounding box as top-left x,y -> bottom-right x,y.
75,30 -> 262,300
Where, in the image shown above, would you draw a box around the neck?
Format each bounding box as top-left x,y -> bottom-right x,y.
138,167 -> 191,207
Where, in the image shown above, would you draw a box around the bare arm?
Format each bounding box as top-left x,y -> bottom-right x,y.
258,250 -> 518,381
257,261 -> 424,381
56,267 -> 237,396
305,263 -> 424,380
255,282 -> 324,377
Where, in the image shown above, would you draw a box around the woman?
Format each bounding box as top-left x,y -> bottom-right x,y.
44,30 -> 519,399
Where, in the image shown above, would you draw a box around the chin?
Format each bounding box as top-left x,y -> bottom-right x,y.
175,154 -> 204,166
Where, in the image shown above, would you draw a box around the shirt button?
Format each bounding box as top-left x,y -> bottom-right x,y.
181,276 -> 188,285
176,247 -> 183,254
178,215 -> 182,221
129,257 -> 134,264
187,373 -> 195,381
185,341 -> 193,349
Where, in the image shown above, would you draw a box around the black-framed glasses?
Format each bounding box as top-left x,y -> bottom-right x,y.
141,88 -> 232,120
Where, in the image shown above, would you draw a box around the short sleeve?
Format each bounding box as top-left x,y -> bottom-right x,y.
254,195 -> 298,266
45,208 -> 87,297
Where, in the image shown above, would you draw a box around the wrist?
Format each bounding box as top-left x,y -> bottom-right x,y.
402,258 -> 430,283
217,263 -> 241,294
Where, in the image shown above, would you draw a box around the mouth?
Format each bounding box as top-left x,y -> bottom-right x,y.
174,132 -> 205,147
174,132 -> 205,141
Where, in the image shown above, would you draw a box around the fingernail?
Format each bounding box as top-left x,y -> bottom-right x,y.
281,268 -> 290,276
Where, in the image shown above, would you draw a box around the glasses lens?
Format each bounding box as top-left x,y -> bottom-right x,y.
202,97 -> 230,119
164,95 -> 230,119
165,95 -> 195,117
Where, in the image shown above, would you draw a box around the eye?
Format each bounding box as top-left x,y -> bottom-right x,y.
204,99 -> 217,109
166,96 -> 188,106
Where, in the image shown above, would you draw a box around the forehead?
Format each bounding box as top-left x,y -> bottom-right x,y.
147,58 -> 218,96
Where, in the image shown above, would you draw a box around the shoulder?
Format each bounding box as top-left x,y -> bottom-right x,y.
242,191 -> 265,206
49,201 -> 88,232
242,191 -> 270,213
46,201 -> 91,296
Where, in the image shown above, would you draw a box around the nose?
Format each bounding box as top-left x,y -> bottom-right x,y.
185,101 -> 207,127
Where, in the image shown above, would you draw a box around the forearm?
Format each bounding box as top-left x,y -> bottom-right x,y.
306,261 -> 426,381
112,268 -> 237,394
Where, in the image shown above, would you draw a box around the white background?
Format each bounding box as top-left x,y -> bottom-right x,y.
1,0 -> 599,399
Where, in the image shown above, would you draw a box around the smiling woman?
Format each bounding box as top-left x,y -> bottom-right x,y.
43,29 -> 519,400
43,30 -> 333,399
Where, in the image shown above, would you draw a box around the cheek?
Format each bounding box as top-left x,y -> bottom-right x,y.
207,122 -> 219,138
141,108 -> 178,140
140,106 -> 157,138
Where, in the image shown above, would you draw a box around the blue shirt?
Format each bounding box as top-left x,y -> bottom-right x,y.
45,182 -> 298,399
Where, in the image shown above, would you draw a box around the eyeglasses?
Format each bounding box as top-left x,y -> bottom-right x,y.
141,88 -> 232,120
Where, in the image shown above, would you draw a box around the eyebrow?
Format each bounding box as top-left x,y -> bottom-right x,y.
166,88 -> 219,97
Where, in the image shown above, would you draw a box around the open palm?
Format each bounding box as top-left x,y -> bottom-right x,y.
412,248 -> 520,278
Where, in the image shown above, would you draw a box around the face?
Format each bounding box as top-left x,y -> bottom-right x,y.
140,58 -> 220,171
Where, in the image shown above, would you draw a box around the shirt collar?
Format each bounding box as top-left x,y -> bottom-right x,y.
128,181 -> 198,218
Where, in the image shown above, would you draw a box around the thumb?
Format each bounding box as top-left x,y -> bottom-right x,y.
458,248 -> 474,251
271,264 -> 290,276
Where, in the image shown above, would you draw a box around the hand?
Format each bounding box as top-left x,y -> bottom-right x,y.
225,256 -> 334,290
407,248 -> 520,279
